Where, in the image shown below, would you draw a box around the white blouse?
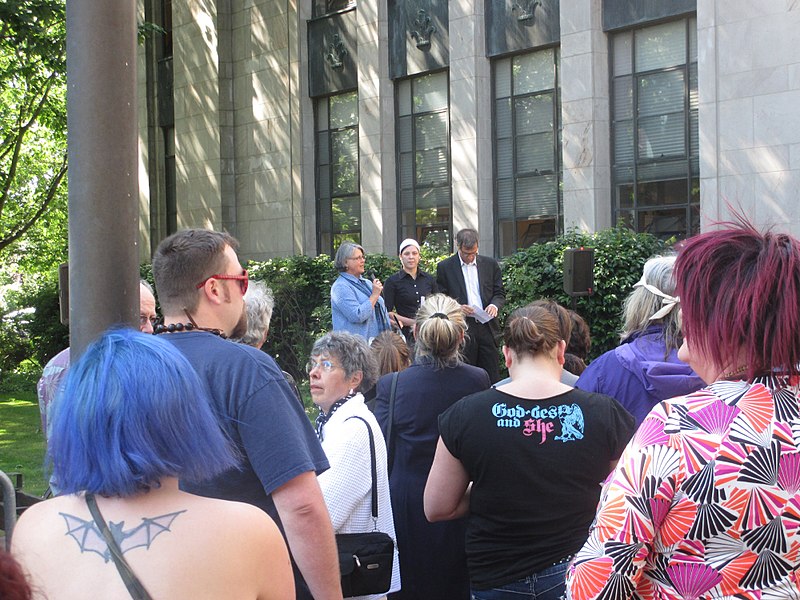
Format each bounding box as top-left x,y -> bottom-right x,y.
318,393 -> 401,599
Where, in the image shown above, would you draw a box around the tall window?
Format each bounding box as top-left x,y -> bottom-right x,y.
494,49 -> 562,256
316,91 -> 360,254
312,0 -> 356,17
611,17 -> 699,239
397,71 -> 451,249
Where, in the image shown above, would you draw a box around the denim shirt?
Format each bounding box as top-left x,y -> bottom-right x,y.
331,272 -> 390,341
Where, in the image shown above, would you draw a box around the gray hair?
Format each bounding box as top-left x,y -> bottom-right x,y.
622,254 -> 682,353
414,294 -> 466,368
311,331 -> 378,392
140,279 -> 154,295
334,241 -> 364,272
230,280 -> 275,347
455,228 -> 479,249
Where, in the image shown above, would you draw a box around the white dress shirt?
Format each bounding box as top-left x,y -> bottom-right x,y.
460,257 -> 483,309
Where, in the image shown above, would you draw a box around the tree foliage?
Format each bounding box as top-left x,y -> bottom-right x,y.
0,0 -> 68,270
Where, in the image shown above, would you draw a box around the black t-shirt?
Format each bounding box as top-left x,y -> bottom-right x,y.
438,387 -> 635,590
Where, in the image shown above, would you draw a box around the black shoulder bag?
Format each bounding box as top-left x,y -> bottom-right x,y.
336,416 -> 395,598
85,493 -> 153,600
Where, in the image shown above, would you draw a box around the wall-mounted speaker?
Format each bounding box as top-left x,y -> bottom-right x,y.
563,248 -> 594,297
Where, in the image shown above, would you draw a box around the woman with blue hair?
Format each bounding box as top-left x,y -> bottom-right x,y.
11,329 -> 294,600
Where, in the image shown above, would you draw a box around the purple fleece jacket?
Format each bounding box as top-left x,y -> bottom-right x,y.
575,326 -> 704,426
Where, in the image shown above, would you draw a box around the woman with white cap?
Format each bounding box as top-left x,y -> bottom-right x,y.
575,254 -> 703,425
383,238 -> 438,342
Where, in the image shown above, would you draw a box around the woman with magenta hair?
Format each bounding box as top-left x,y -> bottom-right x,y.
566,221 -> 800,599
11,329 -> 294,600
0,550 -> 32,600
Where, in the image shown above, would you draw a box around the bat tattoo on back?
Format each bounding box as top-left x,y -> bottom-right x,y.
59,509 -> 187,562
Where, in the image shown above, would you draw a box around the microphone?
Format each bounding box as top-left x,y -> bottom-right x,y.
366,270 -> 377,282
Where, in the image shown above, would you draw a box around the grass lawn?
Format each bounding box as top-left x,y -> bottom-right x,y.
0,378 -> 314,502
0,391 -> 48,497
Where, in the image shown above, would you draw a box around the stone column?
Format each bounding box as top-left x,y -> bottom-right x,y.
697,0 -> 800,235
172,0 -> 224,229
449,0 -> 493,250
298,0 -> 318,255
358,0 -> 397,255
560,0 -> 612,232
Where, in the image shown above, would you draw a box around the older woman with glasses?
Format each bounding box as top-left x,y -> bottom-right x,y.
308,331 -> 400,599
331,241 -> 391,342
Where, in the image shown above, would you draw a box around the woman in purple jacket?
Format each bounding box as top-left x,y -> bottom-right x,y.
576,255 -> 703,425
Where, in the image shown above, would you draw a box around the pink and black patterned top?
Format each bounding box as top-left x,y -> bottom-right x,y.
566,377 -> 800,600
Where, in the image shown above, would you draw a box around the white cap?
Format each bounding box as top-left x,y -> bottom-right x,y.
399,238 -> 420,254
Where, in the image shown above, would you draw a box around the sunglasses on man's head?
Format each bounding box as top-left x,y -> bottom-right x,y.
195,270 -> 249,295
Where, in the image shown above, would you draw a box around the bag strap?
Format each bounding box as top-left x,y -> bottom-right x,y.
85,493 -> 154,600
345,416 -> 379,521
386,371 -> 399,477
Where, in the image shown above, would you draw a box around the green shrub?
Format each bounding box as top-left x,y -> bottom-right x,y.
22,274 -> 70,366
0,270 -> 68,392
246,255 -> 337,381
2,227 -> 665,393
0,310 -> 35,389
501,226 -> 671,359
246,238 -> 452,381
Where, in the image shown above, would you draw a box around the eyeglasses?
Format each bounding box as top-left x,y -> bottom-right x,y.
139,315 -> 158,327
347,254 -> 366,262
306,359 -> 341,374
195,269 -> 249,295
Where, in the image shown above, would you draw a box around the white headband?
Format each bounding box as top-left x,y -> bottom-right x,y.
633,276 -> 680,321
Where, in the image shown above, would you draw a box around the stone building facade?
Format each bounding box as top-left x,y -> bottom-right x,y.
136,0 -> 800,262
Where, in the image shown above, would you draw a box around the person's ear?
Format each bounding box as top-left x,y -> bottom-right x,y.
349,371 -> 364,391
556,340 -> 566,366
199,278 -> 224,305
502,345 -> 512,369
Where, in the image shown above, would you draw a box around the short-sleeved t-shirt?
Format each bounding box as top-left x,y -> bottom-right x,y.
164,332 -> 329,521
438,387 -> 635,590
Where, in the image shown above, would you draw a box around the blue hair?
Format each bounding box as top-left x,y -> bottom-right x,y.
48,328 -> 238,497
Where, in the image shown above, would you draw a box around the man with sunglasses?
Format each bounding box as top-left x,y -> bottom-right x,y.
152,229 -> 342,600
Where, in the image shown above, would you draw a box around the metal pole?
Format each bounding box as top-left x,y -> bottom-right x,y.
1,471 -> 16,550
66,0 -> 140,359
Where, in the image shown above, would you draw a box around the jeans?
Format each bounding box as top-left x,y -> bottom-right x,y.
471,561 -> 568,600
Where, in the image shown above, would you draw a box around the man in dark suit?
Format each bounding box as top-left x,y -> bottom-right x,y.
436,228 -> 505,382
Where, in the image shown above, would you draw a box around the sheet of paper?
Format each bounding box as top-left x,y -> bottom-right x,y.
471,305 -> 494,324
